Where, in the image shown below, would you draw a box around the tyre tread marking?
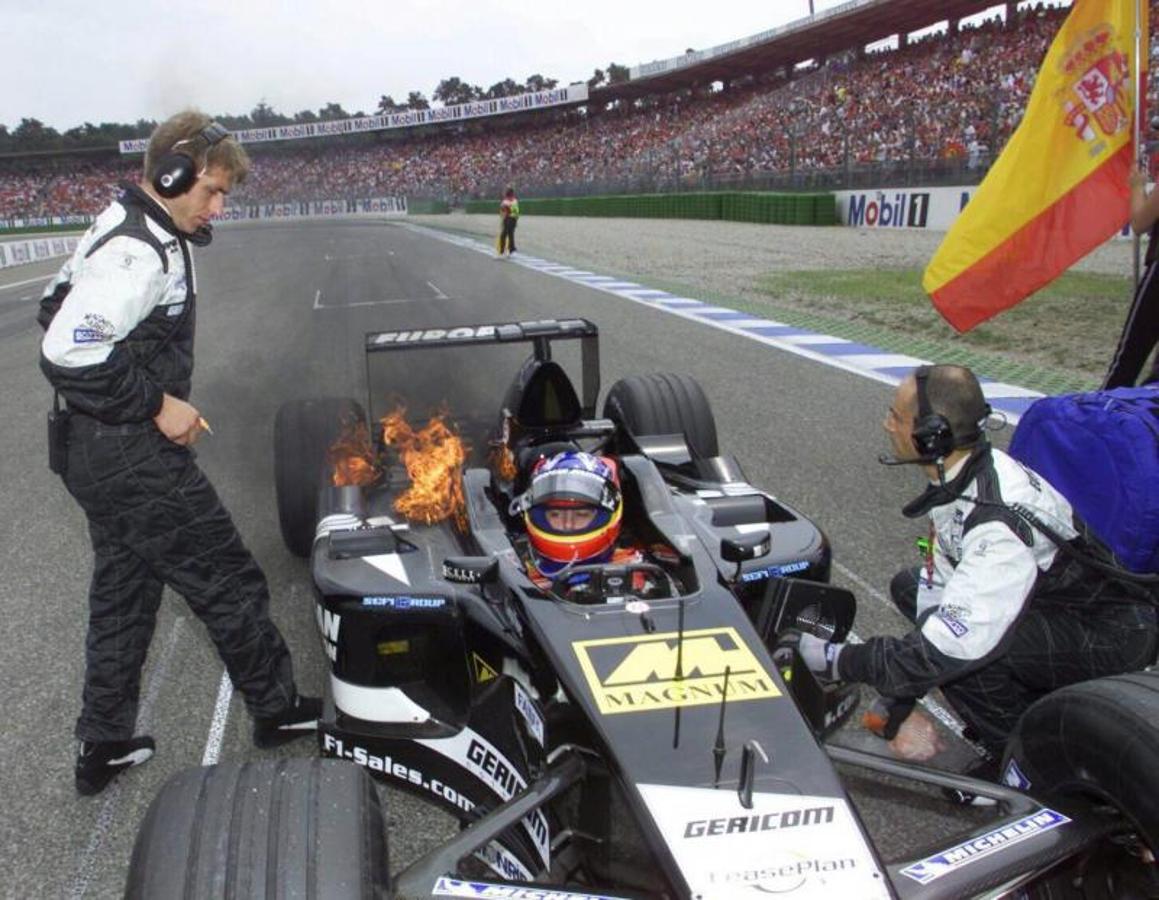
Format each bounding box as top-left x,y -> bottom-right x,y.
183,767 -> 212,900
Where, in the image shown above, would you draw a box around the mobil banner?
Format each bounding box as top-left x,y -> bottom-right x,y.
836,186 -> 975,230
218,196 -> 407,222
836,184 -> 1131,237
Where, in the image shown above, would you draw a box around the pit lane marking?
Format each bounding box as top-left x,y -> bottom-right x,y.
313,288 -> 431,309
323,252 -> 387,262
201,669 -> 233,766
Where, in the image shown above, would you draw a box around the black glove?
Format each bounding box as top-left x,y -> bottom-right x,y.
775,629 -> 844,682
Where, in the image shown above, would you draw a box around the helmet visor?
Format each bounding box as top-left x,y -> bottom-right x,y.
526,468 -> 618,511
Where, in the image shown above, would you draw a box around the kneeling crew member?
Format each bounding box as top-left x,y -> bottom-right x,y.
783,365 -> 1156,801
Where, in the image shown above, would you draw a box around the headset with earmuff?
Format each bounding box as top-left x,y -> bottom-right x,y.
911,366 -> 956,459
911,365 -> 991,460
903,367 -> 1157,591
151,121 -> 230,199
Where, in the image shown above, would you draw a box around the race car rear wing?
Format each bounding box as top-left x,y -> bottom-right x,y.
364,318 -> 601,418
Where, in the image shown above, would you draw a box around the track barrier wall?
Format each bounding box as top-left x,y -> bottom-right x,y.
406,199 -> 451,214
0,234 -> 81,271
464,191 -> 838,226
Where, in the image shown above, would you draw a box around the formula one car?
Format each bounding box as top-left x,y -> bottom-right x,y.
126,319 -> 1159,899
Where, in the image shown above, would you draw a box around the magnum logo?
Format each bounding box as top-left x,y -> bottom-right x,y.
573,627 -> 780,715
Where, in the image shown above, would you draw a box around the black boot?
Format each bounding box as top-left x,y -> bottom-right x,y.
253,695 -> 321,748
75,736 -> 155,796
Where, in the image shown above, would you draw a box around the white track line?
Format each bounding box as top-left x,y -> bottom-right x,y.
0,274 -> 51,292
201,671 -> 234,766
314,286 -> 428,309
200,581 -> 308,766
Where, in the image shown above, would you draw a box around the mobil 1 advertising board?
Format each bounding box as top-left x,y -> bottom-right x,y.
835,186 -> 975,231
835,184 -> 1131,238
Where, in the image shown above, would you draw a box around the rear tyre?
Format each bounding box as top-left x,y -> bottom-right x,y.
125,759 -> 390,899
274,396 -> 366,557
603,373 -> 719,460
1006,670 -> 1159,896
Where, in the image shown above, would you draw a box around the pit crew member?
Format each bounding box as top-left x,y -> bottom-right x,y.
38,111 -> 321,795
782,365 -> 1157,800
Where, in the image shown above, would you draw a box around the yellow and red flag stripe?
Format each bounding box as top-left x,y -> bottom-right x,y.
923,0 -> 1146,332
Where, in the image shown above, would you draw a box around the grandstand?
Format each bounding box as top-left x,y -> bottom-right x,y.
2,0 -> 1155,225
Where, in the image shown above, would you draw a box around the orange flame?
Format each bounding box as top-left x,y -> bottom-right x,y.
490,444 -> 518,482
489,413 -> 518,482
330,418 -> 378,487
382,406 -> 468,531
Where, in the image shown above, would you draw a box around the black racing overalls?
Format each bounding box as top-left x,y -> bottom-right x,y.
39,183 -> 298,742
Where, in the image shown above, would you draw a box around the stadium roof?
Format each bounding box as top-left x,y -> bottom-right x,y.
599,0 -> 1009,100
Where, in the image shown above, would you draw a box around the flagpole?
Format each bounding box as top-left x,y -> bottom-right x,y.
1133,0 -> 1144,286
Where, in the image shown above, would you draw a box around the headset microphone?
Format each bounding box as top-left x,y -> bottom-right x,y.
878,453 -> 926,466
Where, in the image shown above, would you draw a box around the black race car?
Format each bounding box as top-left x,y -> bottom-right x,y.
126,319 -> 1159,899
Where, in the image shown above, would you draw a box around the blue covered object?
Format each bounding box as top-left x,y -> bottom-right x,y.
1009,385 -> 1159,573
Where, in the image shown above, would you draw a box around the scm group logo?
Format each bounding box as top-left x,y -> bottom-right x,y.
847,191 -> 931,228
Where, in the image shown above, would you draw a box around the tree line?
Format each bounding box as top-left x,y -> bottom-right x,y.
0,64 -> 630,156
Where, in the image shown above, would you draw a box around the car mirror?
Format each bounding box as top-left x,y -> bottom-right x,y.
721,532 -> 771,563
753,578 -> 857,646
442,556 -> 500,585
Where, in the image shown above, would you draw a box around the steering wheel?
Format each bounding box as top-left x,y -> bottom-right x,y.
549,562 -> 680,604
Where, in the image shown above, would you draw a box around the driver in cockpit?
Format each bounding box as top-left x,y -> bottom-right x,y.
509,450 -> 675,597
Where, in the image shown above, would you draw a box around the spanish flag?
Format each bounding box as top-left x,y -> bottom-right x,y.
923,0 -> 1146,332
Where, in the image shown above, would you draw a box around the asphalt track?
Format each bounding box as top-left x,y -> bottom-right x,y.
0,218 -> 1003,899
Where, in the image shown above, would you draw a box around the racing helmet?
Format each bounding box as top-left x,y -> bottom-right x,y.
515,451 -> 622,576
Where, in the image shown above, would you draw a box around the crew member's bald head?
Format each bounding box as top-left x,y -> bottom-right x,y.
914,364 -> 989,447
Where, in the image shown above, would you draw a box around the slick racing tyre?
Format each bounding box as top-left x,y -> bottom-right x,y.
125,759 -> 390,899
603,373 -> 719,460
274,396 -> 366,557
1006,669 -> 1159,854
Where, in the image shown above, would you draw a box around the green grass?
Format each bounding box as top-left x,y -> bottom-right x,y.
616,267 -> 1127,395
748,268 -> 1134,392
763,268 -> 1129,306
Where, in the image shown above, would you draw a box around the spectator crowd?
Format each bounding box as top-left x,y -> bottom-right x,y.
3,3 -> 1154,220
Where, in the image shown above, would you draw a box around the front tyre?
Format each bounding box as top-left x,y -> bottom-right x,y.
125,759 -> 390,899
1007,670 -> 1159,897
603,373 -> 719,460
